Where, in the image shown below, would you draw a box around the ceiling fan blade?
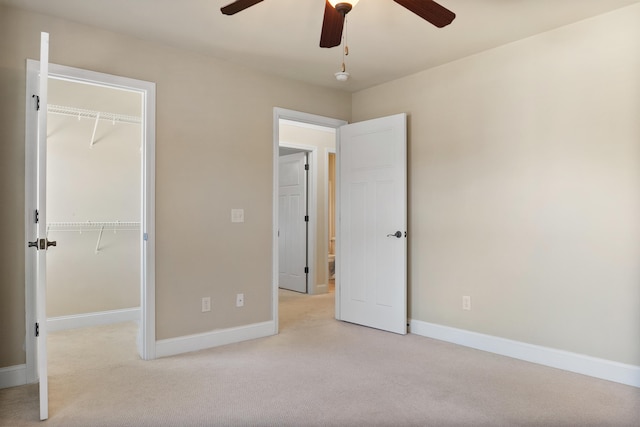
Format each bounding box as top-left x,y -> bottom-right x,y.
221,0 -> 264,15
393,0 -> 456,28
319,0 -> 345,48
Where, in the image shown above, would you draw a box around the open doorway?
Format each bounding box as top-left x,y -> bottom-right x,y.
45,78 -> 142,343
273,108 -> 346,332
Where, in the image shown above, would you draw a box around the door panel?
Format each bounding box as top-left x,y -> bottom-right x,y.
278,152 -> 308,293
37,31 -> 50,421
338,114 -> 407,334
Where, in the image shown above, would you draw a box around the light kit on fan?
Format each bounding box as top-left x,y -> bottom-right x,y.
328,0 -> 360,14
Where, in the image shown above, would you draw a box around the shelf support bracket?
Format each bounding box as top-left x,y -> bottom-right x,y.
90,112 -> 100,148
95,225 -> 105,254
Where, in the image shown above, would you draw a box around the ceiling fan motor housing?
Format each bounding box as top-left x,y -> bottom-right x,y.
333,2 -> 353,15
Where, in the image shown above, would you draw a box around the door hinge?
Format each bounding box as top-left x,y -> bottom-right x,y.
304,267 -> 309,274
304,215 -> 309,222
35,322 -> 39,337
35,209 -> 39,224
32,94 -> 40,111
143,232 -> 148,241
304,164 -> 309,171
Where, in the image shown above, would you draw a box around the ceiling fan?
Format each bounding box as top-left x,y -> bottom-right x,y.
220,0 -> 456,48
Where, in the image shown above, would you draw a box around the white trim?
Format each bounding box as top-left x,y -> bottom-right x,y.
0,365 -> 27,389
273,108 -> 347,334
410,319 -> 640,388
315,283 -> 328,294
47,308 -> 141,332
155,321 -> 275,358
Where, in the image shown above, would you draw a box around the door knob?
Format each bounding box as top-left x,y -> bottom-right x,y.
27,238 -> 57,250
387,231 -> 402,238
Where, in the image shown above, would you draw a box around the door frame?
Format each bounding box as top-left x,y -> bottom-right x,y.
25,61 -> 157,382
272,108 -> 346,332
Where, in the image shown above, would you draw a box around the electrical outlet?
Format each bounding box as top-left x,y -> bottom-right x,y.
462,295 -> 471,311
202,297 -> 211,313
236,293 -> 244,307
231,209 -> 244,223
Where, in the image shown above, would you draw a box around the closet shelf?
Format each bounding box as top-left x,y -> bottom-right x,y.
47,221 -> 140,231
49,104 -> 142,147
47,221 -> 141,254
48,104 -> 141,125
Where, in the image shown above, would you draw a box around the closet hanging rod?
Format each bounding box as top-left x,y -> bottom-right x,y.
48,104 -> 141,125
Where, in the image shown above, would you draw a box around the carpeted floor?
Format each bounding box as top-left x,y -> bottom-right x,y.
1,289 -> 638,426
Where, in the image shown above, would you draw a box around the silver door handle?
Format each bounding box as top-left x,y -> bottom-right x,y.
387,231 -> 402,238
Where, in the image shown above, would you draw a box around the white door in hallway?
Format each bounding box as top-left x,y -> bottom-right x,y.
338,113 -> 407,334
278,152 -> 308,293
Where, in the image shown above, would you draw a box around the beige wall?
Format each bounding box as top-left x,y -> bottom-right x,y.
279,123 -> 336,289
2,2 -> 638,372
353,5 -> 640,365
0,5 -> 351,368
46,79 -> 141,317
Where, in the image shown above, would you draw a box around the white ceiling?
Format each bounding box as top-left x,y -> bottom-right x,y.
3,0 -> 639,92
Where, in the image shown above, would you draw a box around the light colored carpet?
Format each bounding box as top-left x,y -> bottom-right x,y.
1,289 -> 639,426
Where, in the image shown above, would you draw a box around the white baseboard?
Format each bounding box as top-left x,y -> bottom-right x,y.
0,364 -> 27,389
156,320 -> 276,358
47,307 -> 141,332
409,320 -> 640,388
312,283 -> 328,295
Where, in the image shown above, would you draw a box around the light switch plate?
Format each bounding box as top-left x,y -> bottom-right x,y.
231,209 -> 244,223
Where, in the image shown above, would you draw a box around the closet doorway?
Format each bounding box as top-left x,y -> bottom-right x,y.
46,78 -> 143,343
25,61 -> 156,386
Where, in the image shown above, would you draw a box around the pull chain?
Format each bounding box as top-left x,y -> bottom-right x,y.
342,16 -> 349,73
335,14 -> 351,81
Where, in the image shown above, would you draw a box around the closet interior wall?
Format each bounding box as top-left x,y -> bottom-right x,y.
46,78 -> 142,318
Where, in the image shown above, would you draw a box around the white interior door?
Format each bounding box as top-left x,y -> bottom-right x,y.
31,31 -> 50,421
337,113 -> 407,334
278,152 -> 308,293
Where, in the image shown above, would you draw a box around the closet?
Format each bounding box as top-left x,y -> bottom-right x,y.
46,78 -> 143,328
